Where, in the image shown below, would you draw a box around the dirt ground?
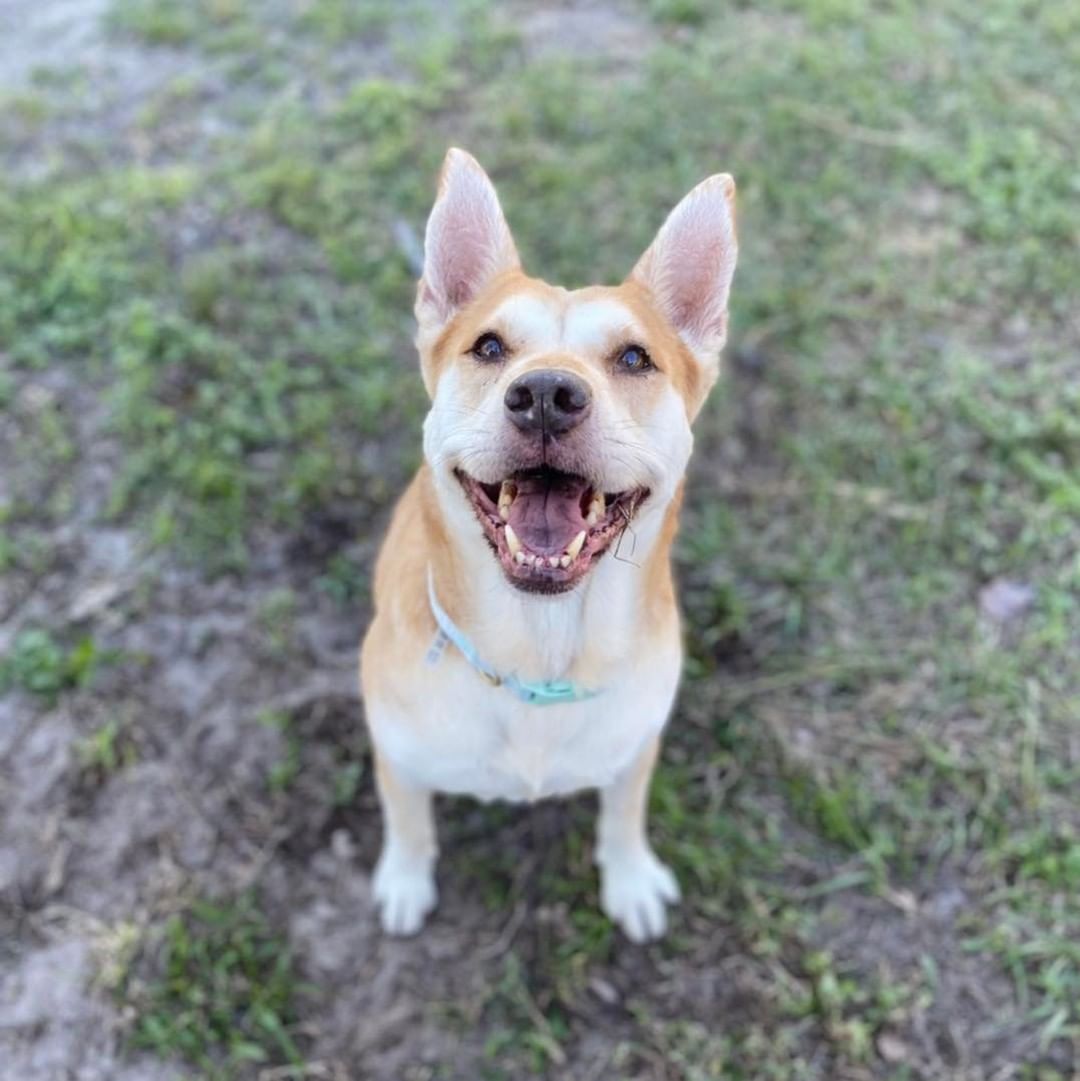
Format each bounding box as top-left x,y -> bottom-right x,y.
2,1 -> 1078,1079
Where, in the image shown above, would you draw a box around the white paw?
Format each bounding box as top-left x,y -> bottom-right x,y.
372,852 -> 437,936
598,846 -> 681,943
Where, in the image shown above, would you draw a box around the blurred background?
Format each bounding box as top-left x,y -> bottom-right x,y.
1,1 -> 1078,1078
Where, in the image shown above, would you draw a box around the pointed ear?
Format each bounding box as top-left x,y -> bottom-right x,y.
630,173 -> 738,367
416,148 -> 520,331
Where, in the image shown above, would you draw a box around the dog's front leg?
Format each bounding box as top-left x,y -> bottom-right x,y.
595,735 -> 680,942
372,748 -> 438,935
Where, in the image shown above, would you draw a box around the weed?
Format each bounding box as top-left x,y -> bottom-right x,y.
258,709 -> 302,793
315,553 -> 368,606
256,589 -> 297,658
0,629 -> 105,701
331,759 -> 363,806
108,0 -> 247,46
124,896 -> 303,1078
77,716 -> 139,777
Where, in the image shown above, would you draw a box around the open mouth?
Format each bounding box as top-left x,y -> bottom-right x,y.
455,466 -> 649,593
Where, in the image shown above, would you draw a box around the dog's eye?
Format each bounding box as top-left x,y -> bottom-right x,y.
470,333 -> 507,362
616,344 -> 653,374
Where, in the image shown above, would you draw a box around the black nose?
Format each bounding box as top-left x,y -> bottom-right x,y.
504,369 -> 592,435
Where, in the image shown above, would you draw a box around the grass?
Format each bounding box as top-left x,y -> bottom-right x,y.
258,708 -> 303,793
122,896 -> 303,1079
2,0 -> 1078,1076
0,629 -> 105,701
77,715 -> 139,777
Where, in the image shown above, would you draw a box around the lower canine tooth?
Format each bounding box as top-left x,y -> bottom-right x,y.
505,524 -> 521,557
565,530 -> 587,561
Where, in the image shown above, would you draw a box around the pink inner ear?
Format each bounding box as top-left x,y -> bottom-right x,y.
634,177 -> 737,353
422,158 -> 518,321
666,214 -> 732,341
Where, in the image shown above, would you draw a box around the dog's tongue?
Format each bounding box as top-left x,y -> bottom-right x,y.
508,473 -> 589,555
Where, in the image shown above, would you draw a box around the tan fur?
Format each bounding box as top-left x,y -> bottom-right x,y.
422,273 -> 707,419
360,149 -> 737,940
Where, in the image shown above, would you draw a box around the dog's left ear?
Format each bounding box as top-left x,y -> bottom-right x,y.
630,174 -> 738,376
416,148 -> 520,333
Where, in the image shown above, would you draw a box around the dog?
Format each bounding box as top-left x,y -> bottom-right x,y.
360,149 -> 738,941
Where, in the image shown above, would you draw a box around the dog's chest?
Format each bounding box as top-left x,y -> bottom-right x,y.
375,645 -> 680,801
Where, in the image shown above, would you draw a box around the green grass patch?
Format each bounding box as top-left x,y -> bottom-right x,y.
123,896 -> 303,1079
0,629 -> 107,702
77,716 -> 140,778
107,0 -> 251,47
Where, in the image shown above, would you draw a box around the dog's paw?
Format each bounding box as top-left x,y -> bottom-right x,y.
372,853 -> 437,936
598,845 -> 681,943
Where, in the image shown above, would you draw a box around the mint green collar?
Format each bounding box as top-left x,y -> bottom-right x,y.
426,569 -> 600,707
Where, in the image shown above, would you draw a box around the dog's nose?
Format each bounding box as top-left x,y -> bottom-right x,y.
504,369 -> 591,435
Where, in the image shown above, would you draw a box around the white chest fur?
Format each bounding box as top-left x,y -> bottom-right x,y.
367,489 -> 685,801
370,634 -> 681,802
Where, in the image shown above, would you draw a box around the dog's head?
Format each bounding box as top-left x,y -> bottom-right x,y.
417,149 -> 737,595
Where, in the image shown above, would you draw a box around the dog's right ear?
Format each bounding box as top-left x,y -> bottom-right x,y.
416,149 -> 520,335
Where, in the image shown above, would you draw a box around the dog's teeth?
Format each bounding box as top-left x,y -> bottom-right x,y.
559,555 -> 571,568
565,530 -> 587,561
548,556 -> 560,568
585,491 -> 606,527
498,480 -> 516,520
505,524 -> 521,557
525,553 -> 537,567
514,550 -> 526,565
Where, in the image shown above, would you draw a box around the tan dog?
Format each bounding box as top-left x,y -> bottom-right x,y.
360,149 -> 737,941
